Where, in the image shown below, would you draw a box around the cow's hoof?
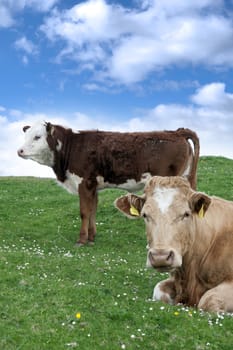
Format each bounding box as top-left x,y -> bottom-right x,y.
75,242 -> 86,247
88,240 -> 95,246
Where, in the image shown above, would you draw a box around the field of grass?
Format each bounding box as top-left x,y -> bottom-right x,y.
0,156 -> 233,350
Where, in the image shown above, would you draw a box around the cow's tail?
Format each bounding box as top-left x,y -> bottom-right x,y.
177,128 -> 200,190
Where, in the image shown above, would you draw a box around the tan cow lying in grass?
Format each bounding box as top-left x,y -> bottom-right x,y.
115,176 -> 233,313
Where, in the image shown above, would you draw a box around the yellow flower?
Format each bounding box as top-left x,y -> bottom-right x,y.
76,312 -> 81,319
174,311 -> 179,316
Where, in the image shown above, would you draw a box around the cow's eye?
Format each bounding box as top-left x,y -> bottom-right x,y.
34,136 -> 41,141
142,212 -> 151,222
183,211 -> 190,219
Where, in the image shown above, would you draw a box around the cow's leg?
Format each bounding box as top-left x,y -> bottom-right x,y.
198,281 -> 233,313
152,278 -> 177,304
88,190 -> 98,244
77,181 -> 97,246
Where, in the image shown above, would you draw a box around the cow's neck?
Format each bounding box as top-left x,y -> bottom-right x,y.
52,135 -> 73,183
175,220 -> 216,306
175,257 -> 207,306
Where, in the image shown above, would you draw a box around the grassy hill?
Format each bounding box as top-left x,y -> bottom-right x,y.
0,156 -> 233,349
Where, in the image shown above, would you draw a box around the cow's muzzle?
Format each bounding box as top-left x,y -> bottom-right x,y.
148,249 -> 176,271
17,149 -> 29,159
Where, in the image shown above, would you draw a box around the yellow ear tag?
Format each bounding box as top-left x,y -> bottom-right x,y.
130,205 -> 139,217
198,204 -> 204,219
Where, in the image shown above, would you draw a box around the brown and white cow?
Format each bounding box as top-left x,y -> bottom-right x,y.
115,176 -> 233,313
17,121 -> 199,246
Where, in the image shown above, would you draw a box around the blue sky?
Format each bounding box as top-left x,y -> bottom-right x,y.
0,0 -> 233,177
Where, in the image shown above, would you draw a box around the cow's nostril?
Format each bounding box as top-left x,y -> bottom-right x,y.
149,251 -> 156,265
149,251 -> 155,260
17,149 -> 24,156
167,250 -> 174,263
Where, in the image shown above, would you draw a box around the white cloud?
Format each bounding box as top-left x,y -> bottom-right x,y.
22,55 -> 29,65
40,0 -> 233,85
14,36 -> 38,55
191,82 -> 233,110
0,4 -> 14,27
142,0 -> 223,14
26,0 -> 60,12
14,36 -> 39,64
0,0 -> 59,28
0,82 -> 232,177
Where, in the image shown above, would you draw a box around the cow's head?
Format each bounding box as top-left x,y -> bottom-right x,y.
115,176 -> 211,272
17,121 -> 58,167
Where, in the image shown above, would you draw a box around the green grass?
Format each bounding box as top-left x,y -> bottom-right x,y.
0,156 -> 233,350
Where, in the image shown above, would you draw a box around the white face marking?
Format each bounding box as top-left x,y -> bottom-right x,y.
18,121 -> 54,167
96,172 -> 152,192
153,187 -> 177,214
58,171 -> 83,194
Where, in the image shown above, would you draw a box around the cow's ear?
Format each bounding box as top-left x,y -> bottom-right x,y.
189,192 -> 211,218
23,125 -> 30,133
45,122 -> 52,134
115,194 -> 145,219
